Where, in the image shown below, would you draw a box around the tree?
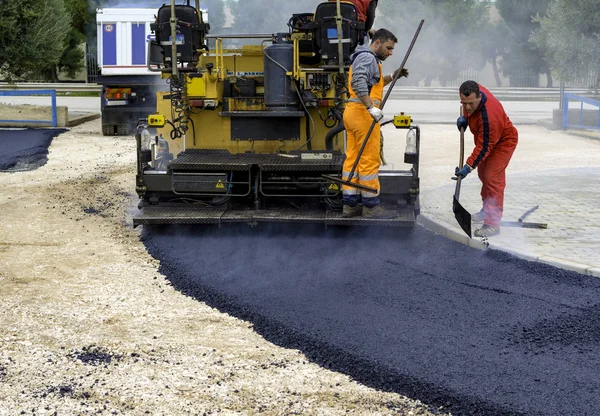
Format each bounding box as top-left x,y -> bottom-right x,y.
479,20 -> 511,87
0,0 -> 70,81
228,0 -> 322,34
495,0 -> 552,87
376,0 -> 489,87
43,0 -> 89,81
531,0 -> 600,87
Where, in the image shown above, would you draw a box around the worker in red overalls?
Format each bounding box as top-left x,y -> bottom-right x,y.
341,28 -> 408,219
454,80 -> 519,237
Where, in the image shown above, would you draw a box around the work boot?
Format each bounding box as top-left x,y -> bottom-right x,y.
342,204 -> 362,218
471,209 -> 485,222
362,205 -> 399,219
474,224 -> 500,238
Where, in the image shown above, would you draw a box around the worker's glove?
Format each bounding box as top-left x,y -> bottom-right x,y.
391,68 -> 409,79
452,164 -> 473,180
367,106 -> 384,122
456,116 -> 468,132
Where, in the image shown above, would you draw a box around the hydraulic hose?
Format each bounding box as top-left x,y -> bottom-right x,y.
325,115 -> 345,151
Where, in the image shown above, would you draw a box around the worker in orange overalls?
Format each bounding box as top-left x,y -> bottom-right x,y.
341,28 -> 408,219
454,80 -> 519,237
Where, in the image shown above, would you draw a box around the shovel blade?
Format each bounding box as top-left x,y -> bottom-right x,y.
453,196 -> 472,237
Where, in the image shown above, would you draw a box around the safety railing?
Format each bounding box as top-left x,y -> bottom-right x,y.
0,89 -> 58,127
0,82 -> 100,93
563,93 -> 600,130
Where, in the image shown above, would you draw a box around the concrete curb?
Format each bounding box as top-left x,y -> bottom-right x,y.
416,214 -> 600,278
68,113 -> 101,127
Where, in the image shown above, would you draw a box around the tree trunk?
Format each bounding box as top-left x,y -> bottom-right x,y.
51,67 -> 59,83
546,71 -> 553,88
492,58 -> 502,87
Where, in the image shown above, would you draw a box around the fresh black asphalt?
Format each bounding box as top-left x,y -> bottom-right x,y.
0,128 -> 65,171
5,129 -> 600,415
142,224 -> 600,416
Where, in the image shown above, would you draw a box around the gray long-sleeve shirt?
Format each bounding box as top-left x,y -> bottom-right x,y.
349,45 -> 381,98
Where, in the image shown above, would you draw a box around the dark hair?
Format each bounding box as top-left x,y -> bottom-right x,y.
371,28 -> 398,44
459,80 -> 480,97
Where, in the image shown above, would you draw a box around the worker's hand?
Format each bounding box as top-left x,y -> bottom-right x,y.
452,164 -> 473,180
367,106 -> 384,122
392,68 -> 409,79
456,116 -> 468,132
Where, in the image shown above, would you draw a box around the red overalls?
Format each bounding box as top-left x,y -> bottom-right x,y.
464,86 -> 519,227
341,59 -> 384,207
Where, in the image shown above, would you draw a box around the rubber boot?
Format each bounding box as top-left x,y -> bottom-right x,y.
342,205 -> 363,218
362,205 -> 399,219
474,224 -> 500,237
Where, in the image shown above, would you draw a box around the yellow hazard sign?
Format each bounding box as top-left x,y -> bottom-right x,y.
215,180 -> 225,189
328,183 -> 339,190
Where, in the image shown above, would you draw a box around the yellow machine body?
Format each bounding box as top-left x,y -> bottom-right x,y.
133,1 -> 420,228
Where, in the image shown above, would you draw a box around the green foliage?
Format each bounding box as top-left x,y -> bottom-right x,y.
531,0 -> 600,85
495,0 -> 551,85
376,0 -> 489,86
0,0 -> 70,81
228,0 -> 322,34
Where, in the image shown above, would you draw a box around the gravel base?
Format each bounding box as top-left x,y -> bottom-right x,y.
0,120 -> 447,415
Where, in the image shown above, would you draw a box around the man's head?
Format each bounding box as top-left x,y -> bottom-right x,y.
369,28 -> 397,61
459,80 -> 482,115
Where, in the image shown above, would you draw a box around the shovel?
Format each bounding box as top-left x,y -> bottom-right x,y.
453,111 -> 472,237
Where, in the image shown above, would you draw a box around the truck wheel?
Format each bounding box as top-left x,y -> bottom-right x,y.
102,125 -> 115,136
116,125 -> 130,136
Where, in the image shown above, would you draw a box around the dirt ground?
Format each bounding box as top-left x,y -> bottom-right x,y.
0,115 -> 446,414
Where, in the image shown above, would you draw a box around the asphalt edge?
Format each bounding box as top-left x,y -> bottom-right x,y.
416,214 -> 600,278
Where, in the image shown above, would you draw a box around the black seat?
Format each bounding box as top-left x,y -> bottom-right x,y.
148,5 -> 210,71
310,1 -> 364,66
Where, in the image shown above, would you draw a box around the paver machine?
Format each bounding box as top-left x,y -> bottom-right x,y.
133,0 -> 421,228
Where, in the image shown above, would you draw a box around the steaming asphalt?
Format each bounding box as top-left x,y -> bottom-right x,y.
7,128 -> 600,416
143,225 -> 600,416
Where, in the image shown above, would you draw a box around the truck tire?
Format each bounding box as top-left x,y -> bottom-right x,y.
116,125 -> 130,136
102,125 -> 115,136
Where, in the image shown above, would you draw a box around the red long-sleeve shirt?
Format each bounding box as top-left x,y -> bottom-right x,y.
464,86 -> 518,169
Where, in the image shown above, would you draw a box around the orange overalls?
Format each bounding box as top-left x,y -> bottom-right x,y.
341,60 -> 384,208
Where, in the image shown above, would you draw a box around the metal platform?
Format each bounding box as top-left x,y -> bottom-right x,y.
133,206 -> 416,227
170,149 -> 344,172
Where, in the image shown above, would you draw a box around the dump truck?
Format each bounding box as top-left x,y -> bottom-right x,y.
96,8 -> 166,136
132,0 -> 421,228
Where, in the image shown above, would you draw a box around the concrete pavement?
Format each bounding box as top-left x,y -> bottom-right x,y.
380,122 -> 600,278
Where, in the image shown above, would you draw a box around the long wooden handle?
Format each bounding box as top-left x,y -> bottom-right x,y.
380,19 -> 425,111
455,106 -> 464,199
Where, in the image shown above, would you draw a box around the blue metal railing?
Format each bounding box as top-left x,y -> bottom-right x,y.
563,93 -> 600,130
0,89 -> 58,127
